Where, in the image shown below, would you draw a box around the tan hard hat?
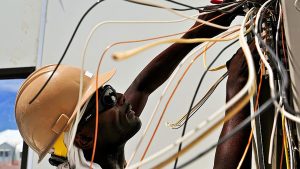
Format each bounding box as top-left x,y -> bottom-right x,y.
15,64 -> 115,162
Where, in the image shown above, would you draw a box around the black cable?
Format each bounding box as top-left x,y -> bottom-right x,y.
176,4 -> 292,167
29,0 -> 105,104
254,5 -> 297,115
176,97 -> 276,169
254,29 -> 296,114
171,72 -> 228,129
164,0 -> 245,14
165,0 -> 201,11
176,21 -> 285,166
124,0 -> 244,13
173,39 -> 238,168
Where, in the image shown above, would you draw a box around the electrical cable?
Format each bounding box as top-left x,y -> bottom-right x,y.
254,5 -> 281,160
166,72 -> 228,129
294,0 -> 300,12
29,0 -> 105,104
68,11 -> 228,167
151,8 -> 257,168
268,3 -> 282,164
127,26 -> 241,166
203,42 -> 227,71
176,97 -> 276,169
254,0 -> 278,110
69,15 -> 203,169
122,0 -> 235,30
126,14 -> 233,167
254,3 -> 296,168
252,0 -> 282,164
286,120 -> 297,169
280,135 -> 284,169
282,116 -> 291,169
253,15 -> 300,124
126,9 -> 256,169
72,11 -> 232,167
237,61 -> 264,169
237,130 -> 253,169
281,26 -> 288,67
172,39 -> 239,168
113,29 -> 244,61
164,0 -> 204,11
284,117 -> 293,169
125,0 -> 242,13
163,0 -> 248,14
268,99 -> 280,163
255,1 -> 299,118
138,28 -> 244,164
253,4 -> 300,168
29,0 -> 232,107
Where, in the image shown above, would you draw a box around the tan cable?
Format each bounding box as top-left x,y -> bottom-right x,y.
154,91 -> 254,168
166,72 -> 228,129
139,28 -> 241,162
237,63 -> 264,169
203,42 -> 227,71
150,9 -> 257,168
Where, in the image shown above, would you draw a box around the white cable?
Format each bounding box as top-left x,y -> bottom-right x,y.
280,107 -> 300,123
72,1 -> 239,162
69,0 -> 239,159
126,27 -> 240,167
254,0 -> 284,164
67,96 -> 92,151
295,0 -> 300,12
126,44 -> 202,166
284,117 -> 294,169
128,0 -> 235,30
267,98 -> 281,164
126,8 -> 256,169
67,14 -> 210,152
267,4 -> 282,164
254,1 -> 291,165
255,3 -> 300,166
254,0 -> 278,106
126,44 -> 199,167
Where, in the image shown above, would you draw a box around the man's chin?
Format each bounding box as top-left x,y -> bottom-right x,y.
123,117 -> 142,141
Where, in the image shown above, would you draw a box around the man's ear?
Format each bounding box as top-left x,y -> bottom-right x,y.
74,126 -> 94,150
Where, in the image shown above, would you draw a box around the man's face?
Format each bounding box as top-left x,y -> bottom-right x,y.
79,87 -> 141,149
97,92 -> 142,147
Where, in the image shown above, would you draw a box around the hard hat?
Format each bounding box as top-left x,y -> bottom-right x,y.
15,64 -> 115,162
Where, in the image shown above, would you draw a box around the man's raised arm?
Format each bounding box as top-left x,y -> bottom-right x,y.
124,11 -> 237,116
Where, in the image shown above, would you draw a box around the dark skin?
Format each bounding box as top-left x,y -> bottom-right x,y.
213,42 -> 258,169
74,9 -> 251,169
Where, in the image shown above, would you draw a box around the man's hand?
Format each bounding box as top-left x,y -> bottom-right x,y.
183,9 -> 236,39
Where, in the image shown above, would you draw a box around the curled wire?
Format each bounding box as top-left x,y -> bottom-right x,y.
166,71 -> 228,129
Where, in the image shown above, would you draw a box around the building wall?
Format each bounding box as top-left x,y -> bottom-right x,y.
0,143 -> 19,163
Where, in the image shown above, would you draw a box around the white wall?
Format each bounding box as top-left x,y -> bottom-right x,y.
0,0 -> 42,68
4,0 -> 243,168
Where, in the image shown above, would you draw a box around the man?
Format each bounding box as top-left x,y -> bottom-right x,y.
15,6 -> 252,169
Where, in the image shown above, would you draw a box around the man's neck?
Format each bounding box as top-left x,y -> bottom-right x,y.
83,145 -> 126,169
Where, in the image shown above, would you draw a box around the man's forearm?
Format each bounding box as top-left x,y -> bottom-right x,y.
131,11 -> 236,94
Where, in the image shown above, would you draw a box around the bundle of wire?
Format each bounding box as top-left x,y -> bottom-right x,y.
28,0 -> 300,168
105,4 -> 252,168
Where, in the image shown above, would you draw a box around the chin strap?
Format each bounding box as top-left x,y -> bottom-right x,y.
49,133 -> 68,167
